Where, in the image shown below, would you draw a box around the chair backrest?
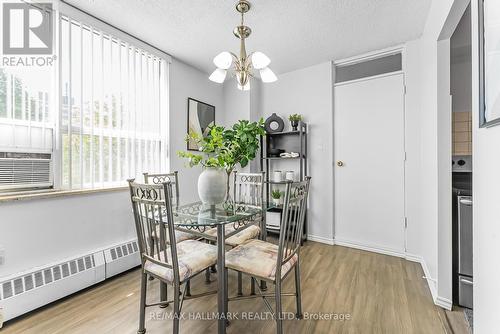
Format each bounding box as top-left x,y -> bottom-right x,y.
233,171 -> 265,209
143,171 -> 179,205
128,179 -> 181,283
276,177 -> 311,277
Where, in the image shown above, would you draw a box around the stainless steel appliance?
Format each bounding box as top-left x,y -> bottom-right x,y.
452,155 -> 472,173
452,155 -> 473,309
458,195 -> 473,308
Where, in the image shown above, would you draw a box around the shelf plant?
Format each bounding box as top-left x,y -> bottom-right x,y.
271,189 -> 283,206
288,114 -> 303,131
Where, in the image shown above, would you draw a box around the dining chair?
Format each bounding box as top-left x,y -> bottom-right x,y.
204,171 -> 265,295
224,177 -> 311,334
143,172 -> 198,294
128,179 -> 218,334
143,172 -> 196,244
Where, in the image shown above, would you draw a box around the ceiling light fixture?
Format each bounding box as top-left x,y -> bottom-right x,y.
209,0 -> 277,90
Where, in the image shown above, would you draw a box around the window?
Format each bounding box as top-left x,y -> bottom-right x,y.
0,7 -> 169,192
0,58 -> 55,191
335,53 -> 402,84
0,66 -> 54,152
59,15 -> 168,189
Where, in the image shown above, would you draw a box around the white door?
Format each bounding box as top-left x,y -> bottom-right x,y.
334,73 -> 405,254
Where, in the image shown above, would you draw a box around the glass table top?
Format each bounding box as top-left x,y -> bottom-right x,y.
172,201 -> 263,227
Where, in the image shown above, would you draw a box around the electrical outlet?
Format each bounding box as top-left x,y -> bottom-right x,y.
0,246 -> 4,266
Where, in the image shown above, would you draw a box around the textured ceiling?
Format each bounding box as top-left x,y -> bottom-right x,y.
66,0 -> 432,74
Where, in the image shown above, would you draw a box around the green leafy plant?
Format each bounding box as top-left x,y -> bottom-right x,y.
177,125 -> 227,169
288,114 -> 302,122
271,189 -> 283,199
177,118 -> 266,196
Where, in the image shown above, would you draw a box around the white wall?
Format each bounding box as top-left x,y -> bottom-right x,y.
471,1 -> 500,332
221,79 -> 262,127
222,82 -> 250,128
437,38 -> 453,305
0,59 -> 224,278
451,60 -> 473,113
0,191 -> 133,277
450,7 -> 472,114
261,62 -> 334,242
402,0 -> 468,307
403,40 -> 424,262
220,79 -> 263,174
407,0 -> 468,307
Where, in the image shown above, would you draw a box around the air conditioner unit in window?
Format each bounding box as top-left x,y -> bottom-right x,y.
0,152 -> 53,191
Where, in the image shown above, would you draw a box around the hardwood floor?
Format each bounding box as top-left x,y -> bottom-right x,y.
2,242 -> 469,334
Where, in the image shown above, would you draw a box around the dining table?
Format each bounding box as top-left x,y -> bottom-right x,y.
171,200 -> 266,334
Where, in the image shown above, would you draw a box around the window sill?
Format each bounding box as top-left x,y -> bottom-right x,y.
0,186 -> 128,203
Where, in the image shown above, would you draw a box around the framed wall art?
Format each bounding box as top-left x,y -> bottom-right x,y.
187,98 -> 215,150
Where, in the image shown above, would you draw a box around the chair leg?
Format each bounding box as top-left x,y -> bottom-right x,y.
159,281 -> 169,308
250,276 -> 256,295
205,268 -> 211,283
237,271 -> 243,296
294,264 -> 303,319
224,268 -> 229,326
138,272 -> 147,334
173,282 -> 180,334
275,280 -> 283,334
186,280 -> 191,297
148,237 -> 155,281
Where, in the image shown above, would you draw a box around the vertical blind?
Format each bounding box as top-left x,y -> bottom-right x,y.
59,14 -> 168,190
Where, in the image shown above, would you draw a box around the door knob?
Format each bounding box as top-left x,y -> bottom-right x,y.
337,161 -> 344,167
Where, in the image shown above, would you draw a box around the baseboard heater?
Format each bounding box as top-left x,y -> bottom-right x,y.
0,239 -> 140,322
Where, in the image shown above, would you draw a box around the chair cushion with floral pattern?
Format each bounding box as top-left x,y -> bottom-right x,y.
154,226 -> 197,244
205,224 -> 261,247
225,239 -> 298,281
144,239 -> 217,283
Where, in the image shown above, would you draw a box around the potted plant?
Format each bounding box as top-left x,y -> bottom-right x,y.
271,189 -> 283,206
288,114 -> 302,131
178,119 -> 265,205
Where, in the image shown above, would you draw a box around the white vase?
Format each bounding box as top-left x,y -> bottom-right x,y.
198,168 -> 227,205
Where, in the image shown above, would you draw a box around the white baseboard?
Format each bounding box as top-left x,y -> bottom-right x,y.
307,234 -> 335,245
435,296 -> 453,310
405,253 -> 444,309
334,237 -> 406,258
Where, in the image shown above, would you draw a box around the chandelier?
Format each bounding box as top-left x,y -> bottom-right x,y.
208,0 -> 277,90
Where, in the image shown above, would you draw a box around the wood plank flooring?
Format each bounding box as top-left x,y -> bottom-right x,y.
2,242 -> 469,334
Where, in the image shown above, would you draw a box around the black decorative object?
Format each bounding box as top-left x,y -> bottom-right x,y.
187,98 -> 215,151
290,120 -> 299,131
264,113 -> 284,133
268,148 -> 285,157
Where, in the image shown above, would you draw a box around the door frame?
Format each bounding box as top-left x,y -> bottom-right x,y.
333,45 -> 408,256
436,0 -> 471,310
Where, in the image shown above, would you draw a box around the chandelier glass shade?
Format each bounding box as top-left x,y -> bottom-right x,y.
209,0 -> 277,90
